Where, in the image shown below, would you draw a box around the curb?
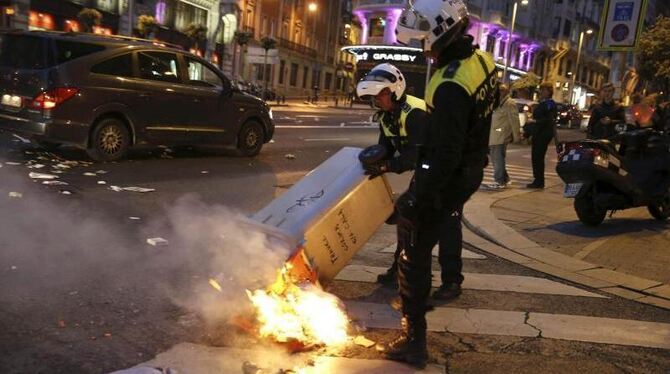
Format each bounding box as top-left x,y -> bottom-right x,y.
462,184 -> 670,310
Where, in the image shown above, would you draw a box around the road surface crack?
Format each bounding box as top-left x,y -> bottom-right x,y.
523,311 -> 543,338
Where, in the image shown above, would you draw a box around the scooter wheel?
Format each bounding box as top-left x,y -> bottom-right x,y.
648,193 -> 670,221
574,196 -> 606,226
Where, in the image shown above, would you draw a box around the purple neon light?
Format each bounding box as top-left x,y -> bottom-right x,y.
155,0 -> 166,24
386,8 -> 402,44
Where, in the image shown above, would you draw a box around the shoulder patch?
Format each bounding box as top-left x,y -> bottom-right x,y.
400,101 -> 411,113
443,61 -> 460,78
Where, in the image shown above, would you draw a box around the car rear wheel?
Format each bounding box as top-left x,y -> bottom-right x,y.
87,118 -> 130,162
648,190 -> 670,221
574,195 -> 606,226
236,120 -> 264,157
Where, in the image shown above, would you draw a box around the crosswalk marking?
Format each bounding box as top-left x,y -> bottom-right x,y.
379,243 -> 487,259
128,343 -> 444,374
336,265 -> 605,298
346,301 -> 670,350
482,163 -> 560,185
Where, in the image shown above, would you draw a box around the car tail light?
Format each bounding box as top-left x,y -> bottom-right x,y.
30,88 -> 79,110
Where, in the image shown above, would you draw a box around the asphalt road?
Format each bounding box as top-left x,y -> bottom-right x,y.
1,107 -> 668,373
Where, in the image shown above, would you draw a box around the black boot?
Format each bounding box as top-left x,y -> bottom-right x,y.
376,266 -> 397,287
379,316 -> 428,369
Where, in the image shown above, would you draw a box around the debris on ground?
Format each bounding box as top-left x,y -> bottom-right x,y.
83,172 -> 97,176
269,139 -> 276,143
110,186 -> 155,193
4,162 -> 21,165
109,366 -> 177,374
284,153 -> 296,160
8,192 -> 23,198
146,237 -> 168,246
42,180 -> 68,186
58,320 -> 66,328
27,163 -> 45,169
59,190 -> 72,195
353,335 -> 376,348
96,170 -> 108,174
200,170 -> 209,174
129,217 -> 141,220
10,266 -> 17,270
29,172 -> 58,180
104,332 -> 112,338
97,181 -> 107,185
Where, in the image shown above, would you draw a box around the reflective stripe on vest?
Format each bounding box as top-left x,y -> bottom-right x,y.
425,49 -> 497,112
380,95 -> 427,138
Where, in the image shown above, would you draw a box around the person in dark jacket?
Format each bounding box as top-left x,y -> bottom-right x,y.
587,83 -> 626,139
381,0 -> 499,368
355,63 -> 427,287
526,82 -> 558,189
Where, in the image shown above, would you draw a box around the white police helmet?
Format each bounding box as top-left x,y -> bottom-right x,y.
396,0 -> 469,52
356,63 -> 406,101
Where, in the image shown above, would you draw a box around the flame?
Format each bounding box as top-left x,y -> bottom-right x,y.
245,263 -> 349,347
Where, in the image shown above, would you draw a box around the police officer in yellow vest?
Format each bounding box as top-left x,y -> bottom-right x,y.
378,0 -> 499,368
356,63 -> 428,286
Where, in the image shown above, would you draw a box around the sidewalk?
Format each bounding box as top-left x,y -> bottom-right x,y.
462,183 -> 670,310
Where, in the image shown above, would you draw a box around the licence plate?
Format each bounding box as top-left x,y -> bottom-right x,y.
564,183 -> 583,198
1,94 -> 22,108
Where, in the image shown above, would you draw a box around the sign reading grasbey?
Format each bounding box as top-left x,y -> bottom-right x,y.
598,0 -> 649,51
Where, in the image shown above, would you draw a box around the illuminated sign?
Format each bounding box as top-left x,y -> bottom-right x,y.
352,51 -> 421,64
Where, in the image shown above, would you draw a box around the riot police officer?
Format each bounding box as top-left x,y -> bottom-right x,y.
356,63 -> 427,286
380,0 -> 499,368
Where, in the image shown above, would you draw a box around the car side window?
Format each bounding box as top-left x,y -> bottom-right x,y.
91,53 -> 133,77
186,57 -> 223,89
138,51 -> 179,83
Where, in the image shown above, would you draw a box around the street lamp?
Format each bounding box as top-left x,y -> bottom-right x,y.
570,28 -> 594,106
307,2 -> 317,48
502,0 -> 529,84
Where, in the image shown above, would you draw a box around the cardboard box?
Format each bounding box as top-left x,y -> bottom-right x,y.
253,147 -> 394,285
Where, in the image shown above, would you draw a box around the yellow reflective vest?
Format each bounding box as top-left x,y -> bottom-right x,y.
379,95 -> 427,141
425,49 -> 497,120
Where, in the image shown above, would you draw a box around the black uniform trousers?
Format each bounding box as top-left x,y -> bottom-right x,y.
397,167 -> 484,321
531,132 -> 553,185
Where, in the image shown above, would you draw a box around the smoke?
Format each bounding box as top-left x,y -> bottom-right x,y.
153,195 -> 293,324
0,151 -> 292,327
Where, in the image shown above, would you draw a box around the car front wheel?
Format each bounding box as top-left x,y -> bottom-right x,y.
648,189 -> 670,221
86,118 -> 130,161
236,120 -> 264,157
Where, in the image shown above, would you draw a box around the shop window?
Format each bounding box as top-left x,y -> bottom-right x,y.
91,53 -> 133,78
290,62 -> 298,86
279,60 -> 285,84
302,66 -> 309,88
174,1 -> 208,30
552,17 -> 561,39
325,72 -> 332,90
563,20 -> 572,38
369,17 -> 385,38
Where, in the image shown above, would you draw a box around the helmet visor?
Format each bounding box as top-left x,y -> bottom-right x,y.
362,69 -> 397,84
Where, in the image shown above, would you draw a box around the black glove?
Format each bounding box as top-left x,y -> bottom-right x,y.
363,160 -> 389,179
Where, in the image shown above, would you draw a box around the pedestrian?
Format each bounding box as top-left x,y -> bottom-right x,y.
586,83 -> 625,139
355,63 -> 427,287
487,84 -> 521,189
525,82 -> 557,189
383,0 -> 499,368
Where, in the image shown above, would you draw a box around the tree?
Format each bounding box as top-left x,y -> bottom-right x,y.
233,31 -> 253,79
260,36 -> 277,100
137,15 -> 158,39
77,8 -> 102,33
638,16 -> 670,97
183,23 -> 208,51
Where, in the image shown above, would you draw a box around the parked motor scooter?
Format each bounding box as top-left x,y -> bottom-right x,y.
555,122 -> 670,226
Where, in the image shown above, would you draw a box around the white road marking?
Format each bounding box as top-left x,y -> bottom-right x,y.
379,243 -> 487,259
304,138 -> 351,142
131,343 -> 444,373
573,238 -> 610,260
336,265 -> 605,298
347,302 -> 670,350
275,125 -> 377,129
